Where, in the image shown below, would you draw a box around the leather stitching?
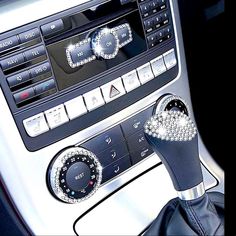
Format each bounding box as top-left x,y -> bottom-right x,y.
185,200 -> 205,235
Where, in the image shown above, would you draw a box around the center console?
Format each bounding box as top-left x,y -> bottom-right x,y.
0,0 -> 224,235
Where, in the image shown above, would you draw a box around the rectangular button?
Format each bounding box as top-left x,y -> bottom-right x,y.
102,155 -> 131,183
18,28 -> 40,44
101,78 -> 126,103
153,15 -> 162,29
64,96 -> 87,120
150,55 -> 167,77
137,62 -> 154,84
140,3 -> 150,17
115,24 -> 132,47
163,49 -> 177,69
68,40 -> 94,67
7,70 -> 30,88
45,104 -> 69,129
163,26 -> 172,40
96,142 -> 129,167
127,129 -> 149,148
34,79 -> 56,95
0,53 -> 25,71
13,87 -> 35,104
23,113 -> 49,137
81,126 -> 124,154
155,29 -> 165,44
147,33 -> 157,48
126,130 -> 153,164
122,70 -> 141,92
83,88 -> 105,112
121,106 -> 153,137
160,11 -> 169,25
41,19 -> 64,37
0,36 -> 19,53
24,45 -> 46,61
29,62 -> 51,78
130,145 -> 154,165
144,18 -> 154,33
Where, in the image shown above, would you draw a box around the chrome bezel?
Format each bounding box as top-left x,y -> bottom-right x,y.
49,147 -> 102,204
92,28 -> 120,59
66,38 -> 96,68
177,182 -> 205,200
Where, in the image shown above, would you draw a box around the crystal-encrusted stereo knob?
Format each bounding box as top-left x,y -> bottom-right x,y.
91,28 -> 119,59
47,147 -> 102,204
154,94 -> 189,116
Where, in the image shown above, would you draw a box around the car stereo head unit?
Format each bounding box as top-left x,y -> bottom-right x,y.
0,0 -> 178,151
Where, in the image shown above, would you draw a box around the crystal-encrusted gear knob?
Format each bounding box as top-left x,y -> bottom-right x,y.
144,111 -> 197,141
144,111 -> 205,199
47,147 -> 102,204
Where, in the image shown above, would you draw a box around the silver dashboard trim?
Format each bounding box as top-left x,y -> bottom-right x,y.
0,0 -> 224,235
177,182 -> 205,201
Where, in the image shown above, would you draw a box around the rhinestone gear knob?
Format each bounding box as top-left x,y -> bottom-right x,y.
144,111 -> 205,199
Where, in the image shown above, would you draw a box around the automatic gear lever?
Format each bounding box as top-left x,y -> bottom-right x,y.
144,111 -> 224,235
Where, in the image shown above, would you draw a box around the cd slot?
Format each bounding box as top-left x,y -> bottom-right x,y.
45,2 -> 137,45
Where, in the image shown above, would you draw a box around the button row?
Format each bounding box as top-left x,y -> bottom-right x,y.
81,107 -> 154,183
144,11 -> 169,34
140,0 -> 166,18
14,78 -> 56,104
0,28 -> 40,54
7,61 -> 51,88
1,45 -> 46,71
147,26 -> 172,48
23,49 -> 177,137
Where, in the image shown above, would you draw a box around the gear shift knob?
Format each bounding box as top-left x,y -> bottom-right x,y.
144,111 -> 205,200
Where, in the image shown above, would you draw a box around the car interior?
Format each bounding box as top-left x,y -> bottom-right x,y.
0,0 -> 225,235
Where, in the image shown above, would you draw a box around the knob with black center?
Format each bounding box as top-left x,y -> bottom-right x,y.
154,94 -> 189,116
91,28 -> 119,60
47,147 -> 102,204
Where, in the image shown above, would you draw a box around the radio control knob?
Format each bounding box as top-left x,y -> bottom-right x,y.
154,94 -> 189,116
47,147 -> 102,204
91,28 -> 119,59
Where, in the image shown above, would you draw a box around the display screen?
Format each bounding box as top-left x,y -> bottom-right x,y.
47,4 -> 147,91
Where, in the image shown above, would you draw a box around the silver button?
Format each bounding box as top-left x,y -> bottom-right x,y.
23,113 -> 49,137
137,62 -> 154,84
122,70 -> 141,92
83,88 -> 105,111
163,49 -> 177,69
101,77 -> 126,103
45,104 -> 69,129
150,55 -> 167,77
64,96 -> 87,120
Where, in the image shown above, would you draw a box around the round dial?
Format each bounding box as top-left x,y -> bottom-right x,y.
48,147 -> 102,204
155,94 -> 189,116
91,28 -> 119,59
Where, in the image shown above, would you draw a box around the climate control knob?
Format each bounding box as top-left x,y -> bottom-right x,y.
47,147 -> 102,204
91,28 -> 119,59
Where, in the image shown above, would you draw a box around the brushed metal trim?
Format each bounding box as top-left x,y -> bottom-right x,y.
177,182 -> 205,201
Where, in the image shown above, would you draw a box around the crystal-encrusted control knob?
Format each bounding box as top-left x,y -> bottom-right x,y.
155,94 -> 189,116
47,147 -> 102,204
91,28 -> 119,59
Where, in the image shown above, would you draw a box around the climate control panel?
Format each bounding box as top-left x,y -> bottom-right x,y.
47,94 -> 190,203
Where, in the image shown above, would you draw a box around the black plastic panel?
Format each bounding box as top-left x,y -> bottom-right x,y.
0,0 -> 178,151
